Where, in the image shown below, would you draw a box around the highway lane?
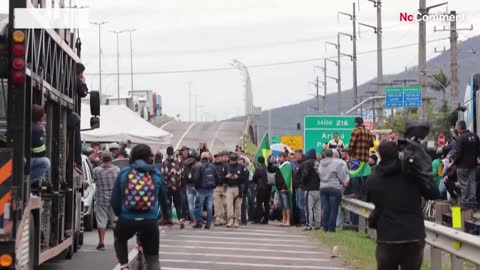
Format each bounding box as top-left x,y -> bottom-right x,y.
159,121 -> 245,153
145,224 -> 347,270
38,230 -> 135,270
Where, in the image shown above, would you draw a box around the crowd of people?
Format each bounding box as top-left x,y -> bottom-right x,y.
81,117 -> 480,270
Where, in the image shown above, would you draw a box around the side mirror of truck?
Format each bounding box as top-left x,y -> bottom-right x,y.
90,116 -> 100,129
90,91 -> 100,116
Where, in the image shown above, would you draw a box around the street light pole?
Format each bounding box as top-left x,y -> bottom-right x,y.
90,21 -> 108,103
111,30 -> 128,105
128,29 -> 136,97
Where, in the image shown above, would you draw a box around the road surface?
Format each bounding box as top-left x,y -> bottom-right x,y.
39,224 -> 347,270
156,224 -> 346,270
159,121 -> 245,153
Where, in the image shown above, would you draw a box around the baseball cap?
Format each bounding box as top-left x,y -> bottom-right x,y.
109,143 -> 120,150
180,146 -> 189,151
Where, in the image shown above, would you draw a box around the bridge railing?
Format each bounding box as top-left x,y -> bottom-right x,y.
341,198 -> 480,270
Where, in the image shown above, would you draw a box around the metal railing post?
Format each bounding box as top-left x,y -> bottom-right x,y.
451,255 -> 464,270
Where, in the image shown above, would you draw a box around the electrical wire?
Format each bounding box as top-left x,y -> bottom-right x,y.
85,37 -> 450,76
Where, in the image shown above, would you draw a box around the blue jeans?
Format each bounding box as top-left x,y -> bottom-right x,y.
31,157 -> 50,184
320,188 -> 342,232
195,189 -> 214,225
296,189 -> 306,225
186,184 -> 197,221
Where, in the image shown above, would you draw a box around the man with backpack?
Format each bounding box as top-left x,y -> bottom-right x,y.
111,144 -> 165,270
161,146 -> 185,229
183,149 -> 202,224
193,152 -> 218,229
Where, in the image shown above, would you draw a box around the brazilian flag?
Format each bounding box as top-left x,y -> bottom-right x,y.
253,132 -> 271,166
278,161 -> 294,214
349,159 -> 371,178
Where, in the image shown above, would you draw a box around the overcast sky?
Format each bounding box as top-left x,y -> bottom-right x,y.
1,0 -> 479,121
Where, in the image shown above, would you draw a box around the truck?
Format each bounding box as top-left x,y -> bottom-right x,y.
0,1 -> 100,269
461,73 -> 480,135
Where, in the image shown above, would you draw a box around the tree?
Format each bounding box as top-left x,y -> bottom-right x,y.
429,70 -> 450,106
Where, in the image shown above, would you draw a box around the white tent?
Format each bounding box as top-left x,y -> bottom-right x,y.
81,104 -> 172,145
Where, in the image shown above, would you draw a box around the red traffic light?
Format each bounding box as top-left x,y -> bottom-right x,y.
12,58 -> 25,70
12,44 -> 25,57
12,71 -> 25,84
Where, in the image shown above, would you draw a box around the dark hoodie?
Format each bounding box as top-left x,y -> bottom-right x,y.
183,157 -> 201,185
293,155 -> 306,190
301,149 -> 320,191
366,160 -> 440,243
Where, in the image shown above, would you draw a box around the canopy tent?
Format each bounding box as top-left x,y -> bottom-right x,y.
81,104 -> 172,145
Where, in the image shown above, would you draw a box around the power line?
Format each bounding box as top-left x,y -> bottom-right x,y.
85,37 -> 449,76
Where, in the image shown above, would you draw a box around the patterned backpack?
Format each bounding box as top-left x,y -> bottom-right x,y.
124,168 -> 156,212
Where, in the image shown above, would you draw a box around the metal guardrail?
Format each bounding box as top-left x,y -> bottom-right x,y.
341,198 -> 480,270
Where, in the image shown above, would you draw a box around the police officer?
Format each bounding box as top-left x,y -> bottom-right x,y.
225,153 -> 249,228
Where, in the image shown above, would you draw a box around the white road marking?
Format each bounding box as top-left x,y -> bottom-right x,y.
160,260 -> 344,269
161,244 -> 323,254
160,121 -> 174,129
209,122 -> 225,150
171,235 -> 308,243
161,231 -> 306,238
160,251 -> 327,260
160,239 -> 316,248
112,248 -> 139,270
175,122 -> 198,150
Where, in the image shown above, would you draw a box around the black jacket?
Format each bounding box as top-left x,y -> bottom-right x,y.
455,130 -> 480,169
293,157 -> 305,190
225,163 -> 248,187
183,158 -> 201,185
301,158 -> 320,191
212,161 -> 227,186
366,160 -> 440,243
253,164 -> 269,190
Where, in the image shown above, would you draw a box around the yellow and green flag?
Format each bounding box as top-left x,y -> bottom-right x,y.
253,132 -> 271,166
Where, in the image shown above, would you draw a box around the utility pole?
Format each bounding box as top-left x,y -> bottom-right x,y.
323,59 -> 328,113
194,94 -> 198,121
326,39 -> 341,114
127,29 -> 136,97
111,29 -> 128,105
434,12 -> 473,109
339,3 -> 358,106
188,82 -> 192,122
418,1 -> 447,120
359,0 -> 383,125
91,21 -> 107,103
315,76 -> 320,112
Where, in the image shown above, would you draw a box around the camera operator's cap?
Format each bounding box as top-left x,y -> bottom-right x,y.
101,150 -> 113,160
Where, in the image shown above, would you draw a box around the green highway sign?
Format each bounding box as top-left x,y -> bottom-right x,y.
304,115 -> 357,153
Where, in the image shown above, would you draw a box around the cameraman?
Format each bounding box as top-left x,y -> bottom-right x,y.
367,141 -> 440,270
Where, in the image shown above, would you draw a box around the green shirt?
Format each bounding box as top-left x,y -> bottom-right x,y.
432,159 -> 443,188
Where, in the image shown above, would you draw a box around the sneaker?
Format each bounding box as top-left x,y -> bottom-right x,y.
193,223 -> 202,229
204,224 -> 211,229
96,243 -> 105,251
201,220 -> 206,225
304,227 -> 313,231
189,220 -> 196,225
226,223 -> 233,228
179,223 -> 185,230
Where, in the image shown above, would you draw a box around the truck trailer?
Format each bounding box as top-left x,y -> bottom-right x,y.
0,1 -> 100,269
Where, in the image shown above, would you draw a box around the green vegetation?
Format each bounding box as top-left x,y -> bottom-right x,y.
311,230 -> 432,270
311,230 -> 377,270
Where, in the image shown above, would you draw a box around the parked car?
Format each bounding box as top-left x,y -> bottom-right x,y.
81,155 -> 96,231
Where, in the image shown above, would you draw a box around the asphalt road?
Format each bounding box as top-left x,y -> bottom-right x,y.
160,121 -> 245,153
157,223 -> 347,270
37,230 -> 135,270
38,224 -> 348,270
